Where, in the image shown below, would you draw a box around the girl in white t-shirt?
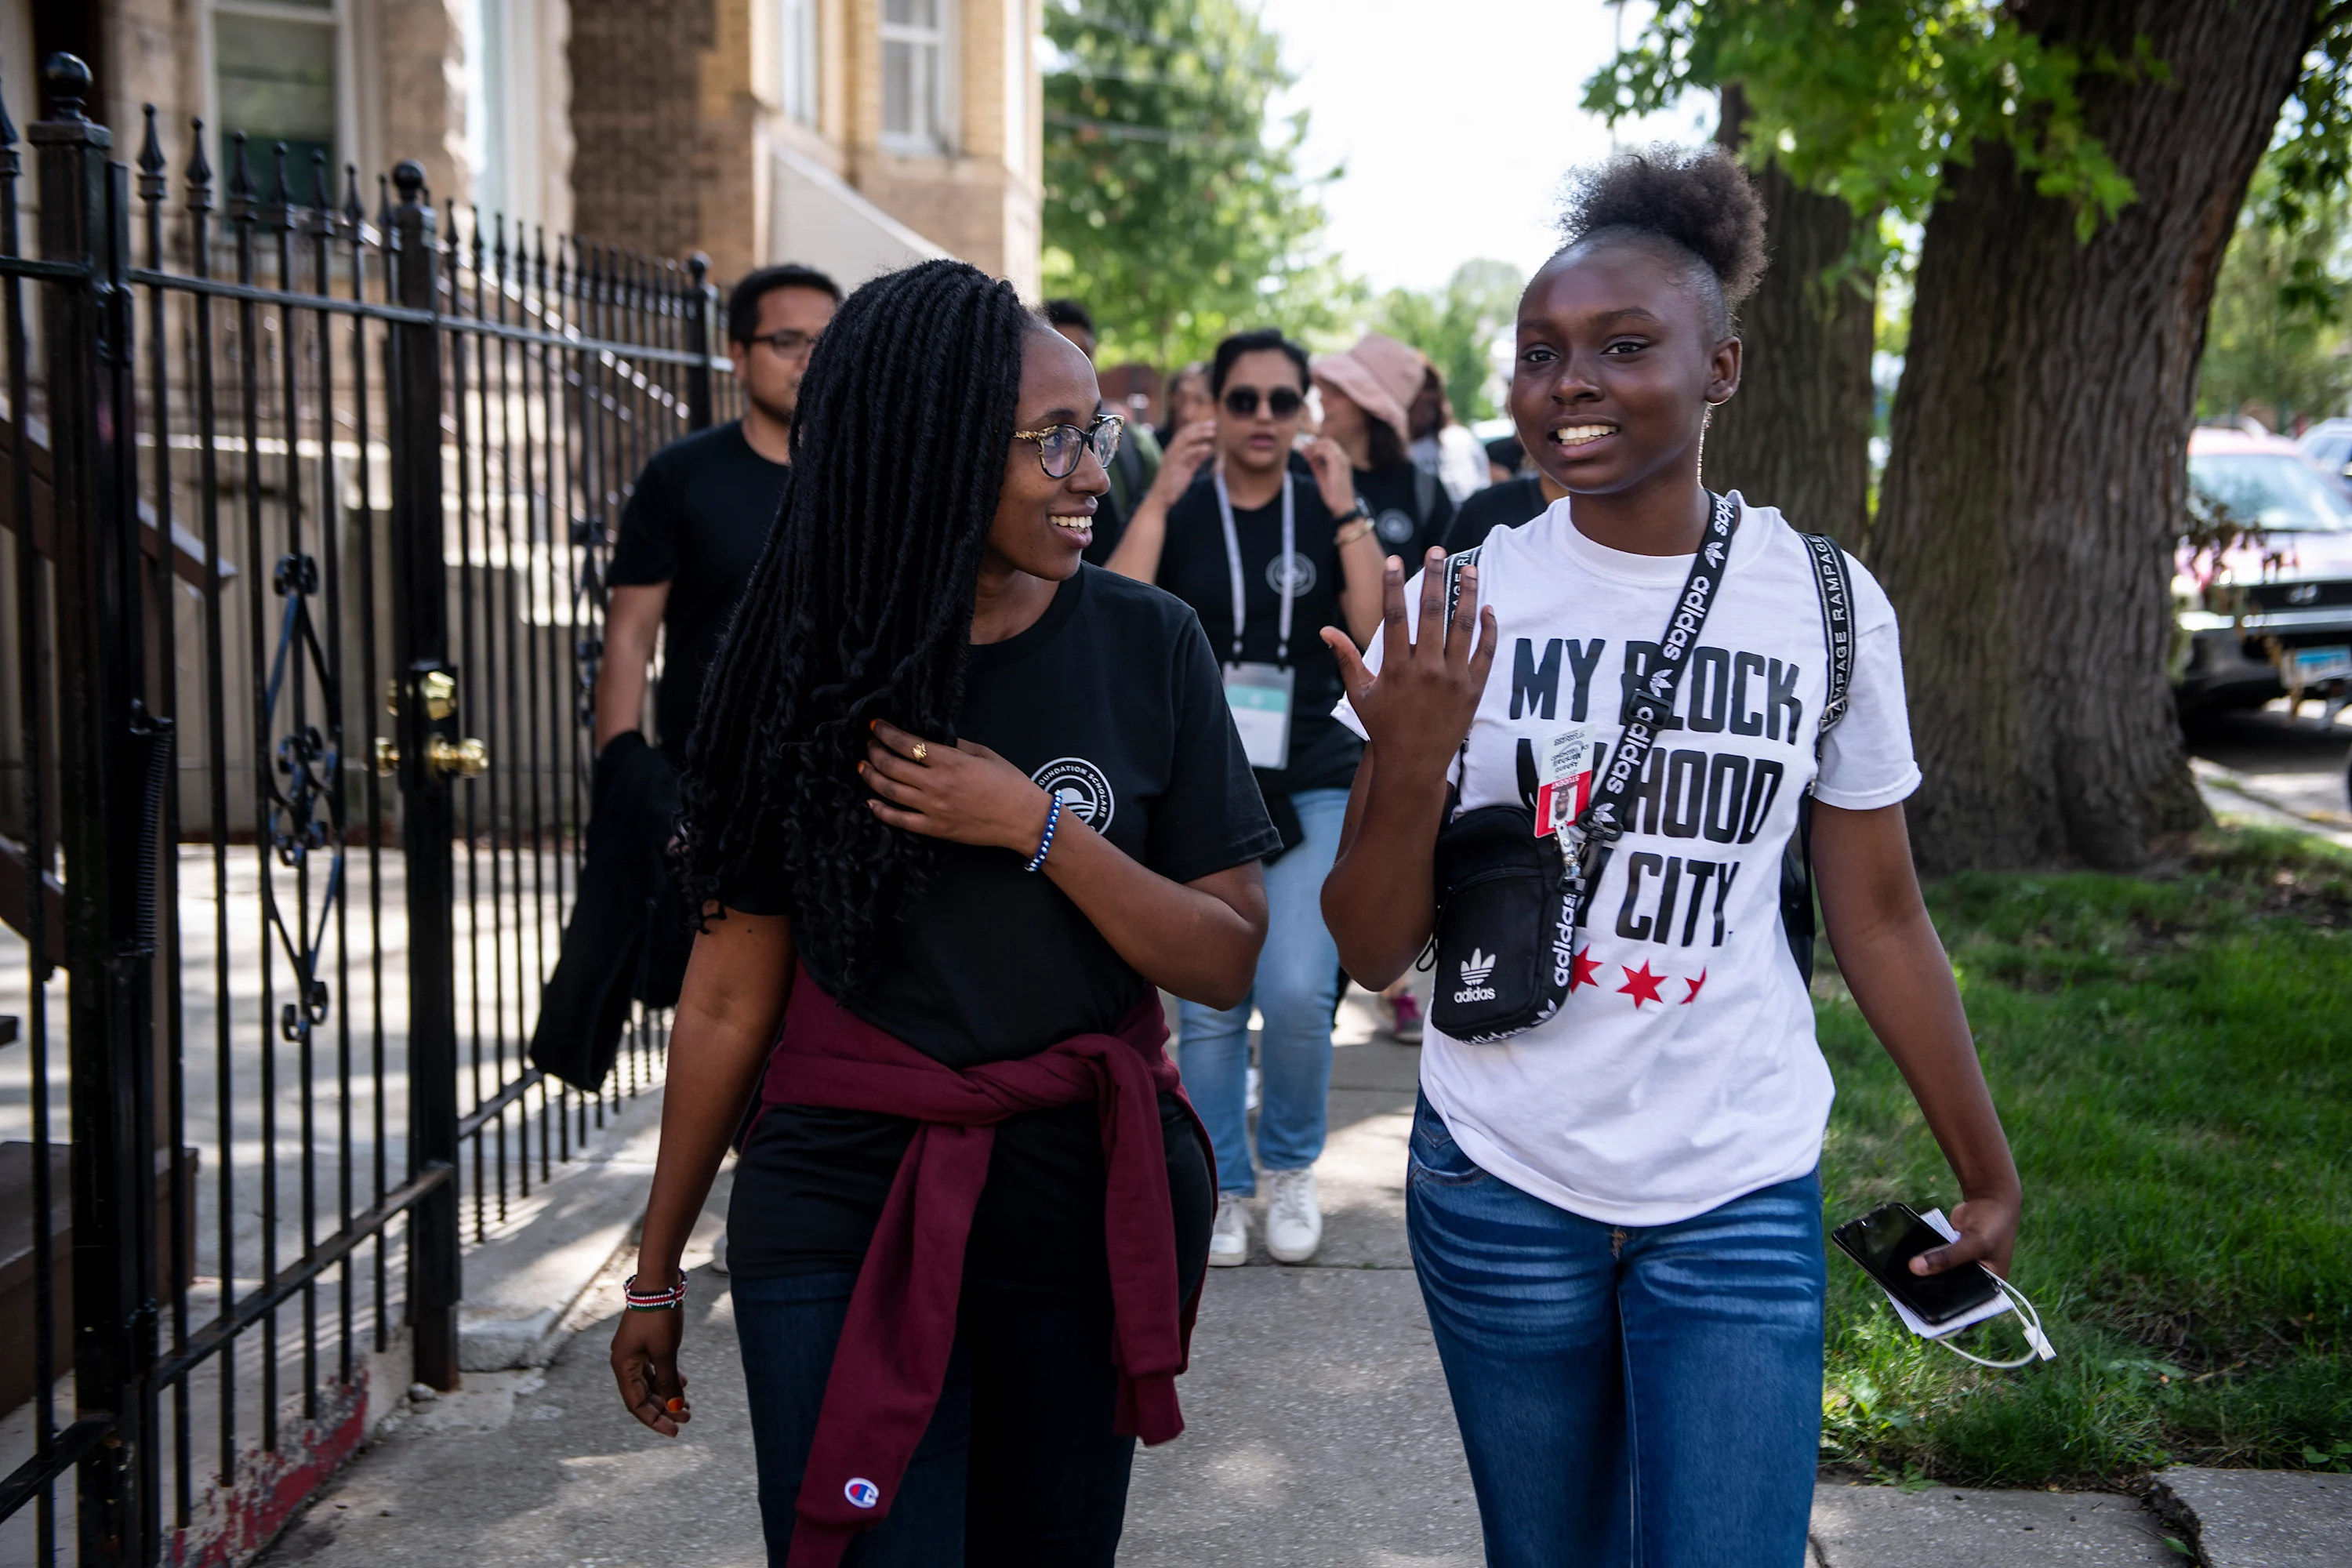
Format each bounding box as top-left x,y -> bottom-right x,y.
1321,146 -> 2022,1568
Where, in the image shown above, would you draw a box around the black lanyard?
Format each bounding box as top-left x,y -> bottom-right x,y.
1563,489 -> 1740,927
1442,489 -> 1741,929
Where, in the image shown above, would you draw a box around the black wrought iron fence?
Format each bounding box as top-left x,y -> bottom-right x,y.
0,53 -> 738,1566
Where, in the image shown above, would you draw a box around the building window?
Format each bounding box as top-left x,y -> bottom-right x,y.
212,0 -> 340,206
880,0 -> 953,154
780,0 -> 818,126
1002,0 -> 1026,176
463,0 -> 511,220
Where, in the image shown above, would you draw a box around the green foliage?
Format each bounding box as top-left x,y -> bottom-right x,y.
1585,1 -> 2141,241
2257,2 -> 2352,235
1368,260 -> 1526,424
1816,828 -> 2352,1484
2196,150 -> 2352,428
1040,0 -> 1356,368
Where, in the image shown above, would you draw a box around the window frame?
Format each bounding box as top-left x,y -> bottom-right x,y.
202,0 -> 356,205
779,0 -> 820,127
878,0 -> 957,156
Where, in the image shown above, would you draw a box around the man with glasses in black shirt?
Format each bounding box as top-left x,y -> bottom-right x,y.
601,263 -> 841,753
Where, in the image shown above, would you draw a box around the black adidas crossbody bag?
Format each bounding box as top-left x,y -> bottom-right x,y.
1425,499 -> 1856,1043
1428,493 -> 1739,1044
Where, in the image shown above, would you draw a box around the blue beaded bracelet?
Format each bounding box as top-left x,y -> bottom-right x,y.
1025,795 -> 1063,873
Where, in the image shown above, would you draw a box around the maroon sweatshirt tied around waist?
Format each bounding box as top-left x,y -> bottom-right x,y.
757,961 -> 1208,1568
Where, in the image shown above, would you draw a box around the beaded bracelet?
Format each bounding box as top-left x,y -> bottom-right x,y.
624,1271 -> 688,1312
1025,795 -> 1063,873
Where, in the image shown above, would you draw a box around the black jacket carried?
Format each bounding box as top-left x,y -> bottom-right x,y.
529,731 -> 695,1091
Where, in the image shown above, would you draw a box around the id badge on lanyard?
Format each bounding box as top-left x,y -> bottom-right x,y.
1218,470 -> 1299,771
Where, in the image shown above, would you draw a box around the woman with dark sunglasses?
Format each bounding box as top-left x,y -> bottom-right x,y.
611,266 -> 1280,1565
1105,328 -> 1383,1269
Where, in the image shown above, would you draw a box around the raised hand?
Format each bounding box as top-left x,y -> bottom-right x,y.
1303,436 -> 1358,517
1321,547 -> 1499,783
1149,419 -> 1218,505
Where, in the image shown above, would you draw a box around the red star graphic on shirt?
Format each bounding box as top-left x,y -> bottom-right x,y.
1617,961 -> 1666,1007
1569,946 -> 1603,992
1681,968 -> 1708,1005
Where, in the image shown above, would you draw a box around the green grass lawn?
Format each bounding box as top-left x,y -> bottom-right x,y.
1815,825 -> 2352,1486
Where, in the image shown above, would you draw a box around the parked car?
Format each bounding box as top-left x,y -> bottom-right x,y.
2174,426 -> 2352,714
2296,416 -> 2352,495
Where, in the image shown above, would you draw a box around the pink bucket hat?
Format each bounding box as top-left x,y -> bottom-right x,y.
1311,332 -> 1428,449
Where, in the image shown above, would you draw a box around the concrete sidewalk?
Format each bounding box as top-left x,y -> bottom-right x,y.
257,996 -> 2346,1568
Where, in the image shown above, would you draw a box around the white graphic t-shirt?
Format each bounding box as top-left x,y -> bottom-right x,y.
1334,495 -> 1921,1225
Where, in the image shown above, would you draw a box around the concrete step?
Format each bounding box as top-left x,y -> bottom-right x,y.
2154,1467 -> 2352,1567
1809,1482 -> 2176,1566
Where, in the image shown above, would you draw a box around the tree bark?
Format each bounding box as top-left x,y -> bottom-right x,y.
1872,0 -> 2316,873
1704,87 -> 1877,552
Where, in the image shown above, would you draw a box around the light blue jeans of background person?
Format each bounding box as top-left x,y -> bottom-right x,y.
1177,786 -> 1351,1197
1406,1094 -> 1825,1568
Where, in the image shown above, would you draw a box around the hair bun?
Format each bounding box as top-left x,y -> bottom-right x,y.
1559,143 -> 1767,310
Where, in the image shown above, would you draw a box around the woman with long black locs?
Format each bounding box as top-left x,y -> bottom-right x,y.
1320,148 -> 2023,1566
611,260 -> 1278,1566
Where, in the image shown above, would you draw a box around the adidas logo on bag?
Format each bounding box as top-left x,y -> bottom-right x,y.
1454,948 -> 1498,1005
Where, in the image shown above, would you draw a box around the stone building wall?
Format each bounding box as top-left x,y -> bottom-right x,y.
569,0 -> 714,261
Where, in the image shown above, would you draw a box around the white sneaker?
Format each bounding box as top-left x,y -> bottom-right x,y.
1263,1167 -> 1322,1264
710,1226 -> 730,1276
1208,1192 -> 1251,1267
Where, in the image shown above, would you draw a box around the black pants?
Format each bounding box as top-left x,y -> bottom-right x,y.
732,1250 -> 1208,1566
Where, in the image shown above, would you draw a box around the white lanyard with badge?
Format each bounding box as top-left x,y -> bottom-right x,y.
1217,470 -> 1298,770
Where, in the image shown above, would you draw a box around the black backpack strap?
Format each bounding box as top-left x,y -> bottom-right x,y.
1798,532 -> 1855,752
1784,532 -> 1856,980
1443,543 -> 1482,623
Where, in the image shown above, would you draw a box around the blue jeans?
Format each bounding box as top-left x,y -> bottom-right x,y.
1406,1095 -> 1824,1568
731,1272 -> 1140,1566
1177,786 -> 1350,1196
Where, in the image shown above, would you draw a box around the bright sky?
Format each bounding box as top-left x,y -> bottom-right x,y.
1253,0 -> 1715,294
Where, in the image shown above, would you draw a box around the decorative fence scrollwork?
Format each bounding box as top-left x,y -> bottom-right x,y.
0,53 -> 737,1566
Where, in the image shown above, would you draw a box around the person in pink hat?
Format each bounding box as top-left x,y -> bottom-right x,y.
1311,333 -> 1457,1044
1312,333 -> 1459,567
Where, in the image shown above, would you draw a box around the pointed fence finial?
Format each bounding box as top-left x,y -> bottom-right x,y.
137,106 -> 169,192
270,140 -> 294,221
342,163 -> 363,229
184,116 -> 212,212
227,130 -> 255,221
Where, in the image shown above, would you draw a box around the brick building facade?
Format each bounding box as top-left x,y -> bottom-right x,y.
13,0 -> 1041,292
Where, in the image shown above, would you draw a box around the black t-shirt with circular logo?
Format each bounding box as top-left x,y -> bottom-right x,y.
1155,467 -> 1366,797
720,565 -> 1277,1282
1353,458 -> 1456,566
606,421 -> 792,750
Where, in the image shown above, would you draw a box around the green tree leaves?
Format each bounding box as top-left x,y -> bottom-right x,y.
1370,260 -> 1526,424
1041,0 -> 1354,367
1585,1 -> 2139,241
2197,147 -> 2352,429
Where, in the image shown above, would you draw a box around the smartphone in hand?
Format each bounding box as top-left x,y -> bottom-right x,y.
1831,1202 -> 2001,1326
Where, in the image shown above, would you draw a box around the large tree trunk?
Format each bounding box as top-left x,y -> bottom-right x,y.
1704,88 -> 1877,552
1872,0 -> 2314,873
